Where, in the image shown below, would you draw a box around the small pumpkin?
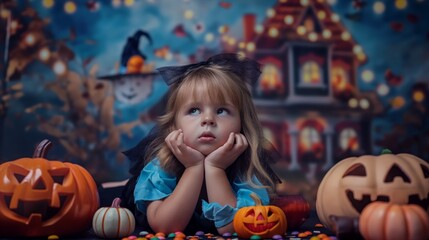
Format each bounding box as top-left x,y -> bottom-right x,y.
233,193 -> 287,238
0,139 -> 100,237
92,197 -> 135,238
359,202 -> 429,240
316,149 -> 429,232
126,55 -> 144,73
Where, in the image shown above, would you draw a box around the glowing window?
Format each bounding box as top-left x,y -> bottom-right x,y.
300,61 -> 322,86
332,66 -> 349,91
260,64 -> 283,93
300,126 -> 320,151
339,128 -> 359,151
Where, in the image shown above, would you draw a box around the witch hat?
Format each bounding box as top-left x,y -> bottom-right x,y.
98,29 -> 158,80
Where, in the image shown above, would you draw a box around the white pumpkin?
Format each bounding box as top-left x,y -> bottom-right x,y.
92,197 -> 135,238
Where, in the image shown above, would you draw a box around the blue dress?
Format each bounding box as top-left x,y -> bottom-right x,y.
134,158 -> 269,232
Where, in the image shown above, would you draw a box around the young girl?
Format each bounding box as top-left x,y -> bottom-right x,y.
130,53 -> 278,235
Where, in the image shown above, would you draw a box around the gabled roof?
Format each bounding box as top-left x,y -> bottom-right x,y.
255,0 -> 364,60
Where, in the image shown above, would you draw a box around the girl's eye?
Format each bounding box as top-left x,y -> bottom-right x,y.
188,108 -> 200,115
217,108 -> 229,115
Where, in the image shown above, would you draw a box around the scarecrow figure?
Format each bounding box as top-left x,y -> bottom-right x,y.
98,29 -> 167,180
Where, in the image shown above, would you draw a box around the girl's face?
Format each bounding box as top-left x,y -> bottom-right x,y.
175,88 -> 241,156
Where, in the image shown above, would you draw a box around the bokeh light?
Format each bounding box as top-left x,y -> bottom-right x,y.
373,2 -> 385,14
348,98 -> 358,108
38,47 -> 50,61
184,10 -> 194,20
64,1 -> 77,14
395,0 -> 407,9
42,0 -> 54,8
377,84 -> 389,96
361,70 -> 375,83
53,60 -> 67,75
413,90 -> 425,102
391,96 -> 405,109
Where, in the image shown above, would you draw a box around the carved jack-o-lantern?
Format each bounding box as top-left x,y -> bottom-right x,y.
0,139 -> 100,237
233,193 -> 287,238
316,150 -> 429,231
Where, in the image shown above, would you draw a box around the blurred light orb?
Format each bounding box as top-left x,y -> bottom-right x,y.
268,27 -> 279,38
359,98 -> 370,109
39,47 -> 50,61
309,32 -> 318,42
391,96 -> 405,109
204,33 -> 214,42
64,1 -> 77,14
361,70 -> 375,83
395,0 -> 407,9
284,15 -> 294,25
413,90 -> 425,102
246,42 -> 256,52
25,34 -> 35,46
124,0 -> 134,6
267,8 -> 275,18
348,98 -> 358,108
377,84 -> 389,96
53,60 -> 67,75
373,1 -> 385,14
255,24 -> 264,34
42,0 -> 54,8
184,10 -> 194,19
323,29 -> 331,39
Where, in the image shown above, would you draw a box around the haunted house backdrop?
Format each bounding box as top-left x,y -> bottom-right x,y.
1,0 -> 428,207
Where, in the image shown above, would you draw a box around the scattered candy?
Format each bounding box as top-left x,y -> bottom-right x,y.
195,231 -> 205,236
140,231 -> 149,236
47,235 -> 59,239
250,235 -> 261,240
222,232 -> 232,237
272,234 -> 283,239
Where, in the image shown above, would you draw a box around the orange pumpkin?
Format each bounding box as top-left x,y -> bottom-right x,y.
233,193 -> 287,238
0,139 -> 100,237
316,150 -> 429,232
359,202 -> 429,240
126,55 -> 144,73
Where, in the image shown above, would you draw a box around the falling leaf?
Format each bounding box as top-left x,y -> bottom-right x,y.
384,69 -> 403,86
219,1 -> 232,9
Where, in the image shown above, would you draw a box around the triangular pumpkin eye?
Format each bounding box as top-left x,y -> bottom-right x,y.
8,164 -> 30,183
48,168 -> 69,185
384,163 -> 410,183
343,163 -> 366,177
421,164 -> 429,178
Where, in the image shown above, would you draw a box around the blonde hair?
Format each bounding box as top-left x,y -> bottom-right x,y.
145,64 -> 275,193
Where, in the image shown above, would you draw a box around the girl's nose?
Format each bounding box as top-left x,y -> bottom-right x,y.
201,114 -> 216,126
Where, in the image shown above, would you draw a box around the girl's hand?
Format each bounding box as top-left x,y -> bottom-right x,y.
205,133 -> 248,170
165,129 -> 204,168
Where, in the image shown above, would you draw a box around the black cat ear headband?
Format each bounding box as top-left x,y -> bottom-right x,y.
156,53 -> 261,86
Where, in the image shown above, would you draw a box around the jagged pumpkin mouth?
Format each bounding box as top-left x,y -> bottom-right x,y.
346,189 -> 429,213
244,213 -> 278,233
244,222 -> 277,233
4,195 -> 69,221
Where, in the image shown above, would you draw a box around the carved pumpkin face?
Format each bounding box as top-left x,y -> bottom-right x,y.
233,194 -> 287,238
0,140 -> 99,237
316,150 -> 429,232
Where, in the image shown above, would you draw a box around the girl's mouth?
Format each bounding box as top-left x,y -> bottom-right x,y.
199,132 -> 215,142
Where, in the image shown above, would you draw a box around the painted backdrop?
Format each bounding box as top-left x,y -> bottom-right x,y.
1,0 -> 428,207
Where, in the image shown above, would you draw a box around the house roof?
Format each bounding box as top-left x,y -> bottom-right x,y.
254,0 -> 365,62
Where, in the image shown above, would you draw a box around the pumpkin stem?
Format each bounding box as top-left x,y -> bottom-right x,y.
250,193 -> 262,206
112,197 -> 121,208
381,149 -> 392,155
33,139 -> 53,158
